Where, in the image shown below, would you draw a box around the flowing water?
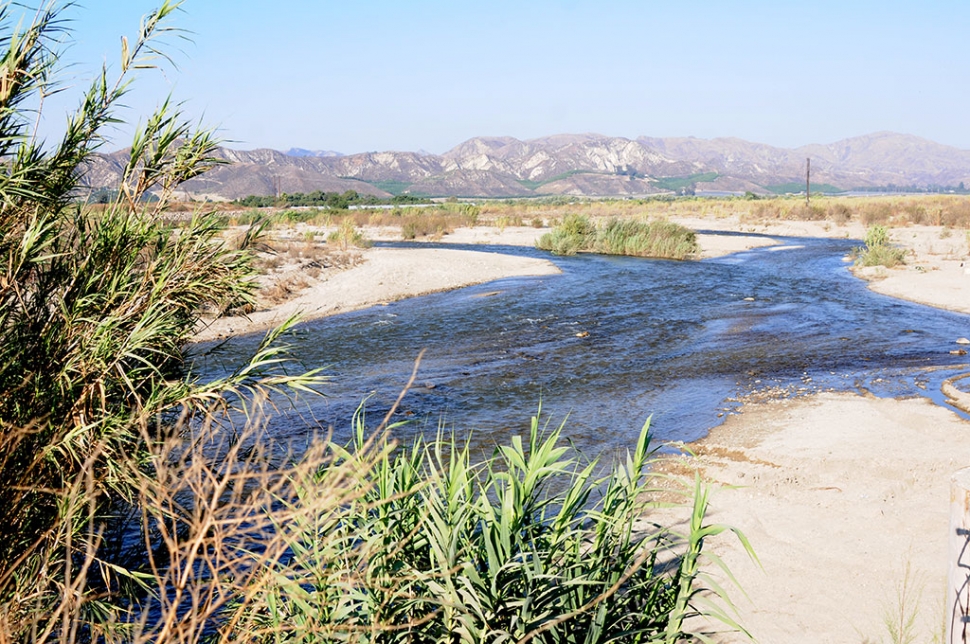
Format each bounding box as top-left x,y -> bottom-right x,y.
193,232 -> 970,457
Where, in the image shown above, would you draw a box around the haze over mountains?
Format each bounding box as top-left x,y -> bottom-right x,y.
83,132 -> 970,201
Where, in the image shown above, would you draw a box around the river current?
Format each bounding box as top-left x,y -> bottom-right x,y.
194,232 -> 970,457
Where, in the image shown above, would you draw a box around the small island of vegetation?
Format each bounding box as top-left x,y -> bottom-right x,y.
537,213 -> 699,259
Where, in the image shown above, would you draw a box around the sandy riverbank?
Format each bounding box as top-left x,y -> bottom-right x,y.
659,216 -> 970,641
193,228 -> 559,342
194,223 -> 803,342
659,391 -> 970,643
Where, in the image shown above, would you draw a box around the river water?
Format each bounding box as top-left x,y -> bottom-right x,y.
193,232 -> 970,457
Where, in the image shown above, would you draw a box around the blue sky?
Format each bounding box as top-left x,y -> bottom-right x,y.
32,1 -> 970,153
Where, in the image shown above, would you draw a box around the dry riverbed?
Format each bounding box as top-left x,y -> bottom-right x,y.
195,217 -> 970,642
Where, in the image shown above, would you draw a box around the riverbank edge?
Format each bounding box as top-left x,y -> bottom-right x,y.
194,217 -> 970,343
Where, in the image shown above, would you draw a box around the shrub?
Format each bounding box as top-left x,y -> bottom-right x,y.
224,412 -> 754,643
861,202 -> 893,225
788,203 -> 827,221
594,219 -> 698,260
327,218 -> 371,249
940,199 -> 970,228
827,202 -> 854,224
444,202 -> 481,226
401,219 -> 419,240
538,215 -> 697,260
536,213 -> 595,255
398,212 -> 454,239
865,224 -> 891,248
856,225 -> 907,268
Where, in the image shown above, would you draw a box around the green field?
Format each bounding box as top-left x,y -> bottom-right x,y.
652,172 -> 719,191
767,182 -> 846,194
357,179 -> 413,195
516,169 -> 594,190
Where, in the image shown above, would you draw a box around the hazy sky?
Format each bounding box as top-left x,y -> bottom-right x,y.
32,1 -> 970,153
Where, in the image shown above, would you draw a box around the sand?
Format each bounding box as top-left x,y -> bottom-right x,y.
857,225 -> 970,315
193,228 -> 561,342
660,392 -> 970,643
194,217 -> 970,642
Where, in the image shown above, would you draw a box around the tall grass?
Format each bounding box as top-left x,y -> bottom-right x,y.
855,225 -> 907,268
214,410 -> 748,643
537,215 -> 698,260
0,2 -> 323,639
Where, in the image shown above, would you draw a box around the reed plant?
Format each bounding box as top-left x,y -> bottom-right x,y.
223,409 -> 755,643
538,216 -> 697,260
0,2 -> 324,639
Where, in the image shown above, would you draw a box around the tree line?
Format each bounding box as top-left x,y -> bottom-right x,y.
236,189 -> 428,209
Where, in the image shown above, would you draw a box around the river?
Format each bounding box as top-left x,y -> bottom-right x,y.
193,232 -> 970,457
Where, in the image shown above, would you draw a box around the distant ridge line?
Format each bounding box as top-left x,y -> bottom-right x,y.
82,131 -> 970,200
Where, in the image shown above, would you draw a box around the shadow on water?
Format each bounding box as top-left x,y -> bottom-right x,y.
192,233 -> 970,457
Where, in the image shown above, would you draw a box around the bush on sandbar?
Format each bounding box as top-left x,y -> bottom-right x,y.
855,224 -> 907,268
537,215 -> 698,259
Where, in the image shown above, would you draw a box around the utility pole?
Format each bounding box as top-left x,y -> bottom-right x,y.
805,157 -> 811,206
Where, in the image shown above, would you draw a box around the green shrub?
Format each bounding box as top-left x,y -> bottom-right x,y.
594,219 -> 698,259
856,225 -> 907,268
856,244 -> 907,268
538,215 -> 697,260
227,413 -> 754,643
327,218 -> 371,249
536,213 -> 595,255
401,219 -> 418,240
865,224 -> 891,248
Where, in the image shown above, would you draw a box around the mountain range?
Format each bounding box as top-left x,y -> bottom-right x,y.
81,131 -> 970,201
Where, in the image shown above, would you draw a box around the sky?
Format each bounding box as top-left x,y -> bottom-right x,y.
28,0 -> 970,154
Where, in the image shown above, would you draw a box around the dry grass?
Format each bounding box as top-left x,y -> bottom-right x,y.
250,238 -> 364,305
214,195 -> 970,250
260,273 -> 310,304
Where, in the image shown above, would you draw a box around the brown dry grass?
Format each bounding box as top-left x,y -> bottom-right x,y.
482,194 -> 970,231
213,195 -> 970,249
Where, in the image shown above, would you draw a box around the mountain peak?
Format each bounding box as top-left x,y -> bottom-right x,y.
285,147 -> 344,158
